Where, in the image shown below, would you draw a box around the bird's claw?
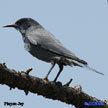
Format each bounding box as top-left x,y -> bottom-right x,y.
54,81 -> 62,86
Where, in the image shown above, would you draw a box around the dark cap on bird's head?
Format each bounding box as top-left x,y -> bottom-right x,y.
3,18 -> 40,30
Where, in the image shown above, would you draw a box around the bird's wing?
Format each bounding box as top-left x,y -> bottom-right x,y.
27,28 -> 87,64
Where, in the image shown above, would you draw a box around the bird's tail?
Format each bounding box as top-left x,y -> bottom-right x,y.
61,56 -> 104,75
71,59 -> 104,75
83,65 -> 104,75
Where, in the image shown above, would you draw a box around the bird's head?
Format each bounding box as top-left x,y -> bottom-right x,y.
3,18 -> 40,34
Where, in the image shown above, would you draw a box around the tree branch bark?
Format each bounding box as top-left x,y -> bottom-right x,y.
0,63 -> 108,108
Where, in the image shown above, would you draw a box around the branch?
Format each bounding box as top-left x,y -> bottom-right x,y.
0,63 -> 108,108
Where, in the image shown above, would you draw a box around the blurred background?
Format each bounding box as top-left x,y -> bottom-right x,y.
0,0 -> 108,108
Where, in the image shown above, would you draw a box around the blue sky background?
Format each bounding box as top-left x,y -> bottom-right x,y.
0,0 -> 108,108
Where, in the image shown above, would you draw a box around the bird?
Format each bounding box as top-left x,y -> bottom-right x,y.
3,18 -> 104,82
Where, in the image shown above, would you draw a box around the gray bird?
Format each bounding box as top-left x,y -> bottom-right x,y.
4,18 -> 104,82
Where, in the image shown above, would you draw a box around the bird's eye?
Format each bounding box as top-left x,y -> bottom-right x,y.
27,25 -> 31,28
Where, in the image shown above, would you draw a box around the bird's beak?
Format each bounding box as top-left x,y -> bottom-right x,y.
3,23 -> 18,28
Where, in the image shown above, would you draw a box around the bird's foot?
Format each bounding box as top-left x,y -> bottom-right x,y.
53,77 -> 58,82
54,81 -> 62,86
53,79 -> 56,82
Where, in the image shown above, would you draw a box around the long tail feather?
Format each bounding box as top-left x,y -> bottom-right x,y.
84,65 -> 104,75
72,60 -> 104,75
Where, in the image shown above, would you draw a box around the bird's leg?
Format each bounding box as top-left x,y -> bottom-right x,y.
53,64 -> 63,82
44,61 -> 55,81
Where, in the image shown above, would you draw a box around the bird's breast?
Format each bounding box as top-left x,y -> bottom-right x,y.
22,37 -> 54,62
23,37 -> 31,51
